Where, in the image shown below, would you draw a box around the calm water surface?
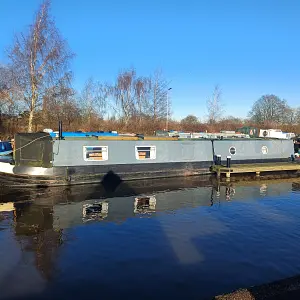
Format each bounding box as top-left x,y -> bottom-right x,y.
1,177 -> 300,300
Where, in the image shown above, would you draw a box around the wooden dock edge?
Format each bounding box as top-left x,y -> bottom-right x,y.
211,162 -> 300,179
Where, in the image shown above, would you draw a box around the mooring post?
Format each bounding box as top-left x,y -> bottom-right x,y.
256,171 -> 260,177
226,156 -> 231,168
217,155 -> 221,166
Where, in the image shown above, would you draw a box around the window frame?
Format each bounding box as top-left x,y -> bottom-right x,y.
83,145 -> 108,162
135,145 -> 156,160
229,146 -> 236,155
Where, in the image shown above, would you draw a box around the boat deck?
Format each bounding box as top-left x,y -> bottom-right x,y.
213,162 -> 300,179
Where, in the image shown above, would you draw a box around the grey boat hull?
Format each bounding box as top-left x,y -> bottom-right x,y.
0,134 -> 295,188
0,161 -> 212,188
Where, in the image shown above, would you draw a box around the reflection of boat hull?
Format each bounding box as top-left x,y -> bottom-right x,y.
3,177 -> 300,229
0,176 -> 213,204
48,179 -> 300,228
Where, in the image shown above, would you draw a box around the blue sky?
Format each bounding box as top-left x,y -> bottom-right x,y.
1,0 -> 300,120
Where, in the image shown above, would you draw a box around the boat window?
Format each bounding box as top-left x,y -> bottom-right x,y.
135,146 -> 156,160
262,146 -> 268,154
83,146 -> 108,161
229,146 -> 236,155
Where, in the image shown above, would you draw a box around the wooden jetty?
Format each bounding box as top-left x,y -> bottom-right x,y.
212,162 -> 300,179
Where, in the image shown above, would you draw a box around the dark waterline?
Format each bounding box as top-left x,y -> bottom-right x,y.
1,177 -> 300,300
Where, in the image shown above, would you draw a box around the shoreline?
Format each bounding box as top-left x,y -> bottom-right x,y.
214,275 -> 300,299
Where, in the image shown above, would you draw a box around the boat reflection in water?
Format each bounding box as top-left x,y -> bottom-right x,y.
0,198 -> 63,299
1,177 -> 300,299
134,196 -> 156,214
82,201 -> 109,222
1,177 -> 300,229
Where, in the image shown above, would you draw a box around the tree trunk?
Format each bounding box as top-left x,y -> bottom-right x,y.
28,93 -> 37,132
28,109 -> 34,132
28,76 -> 38,132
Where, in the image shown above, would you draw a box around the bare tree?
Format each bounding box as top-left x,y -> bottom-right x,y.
134,76 -> 151,125
112,68 -> 137,125
181,115 -> 199,125
180,115 -> 206,131
283,107 -> 298,125
7,0 -> 74,132
79,78 -> 109,129
148,70 -> 170,122
219,116 -> 244,131
42,73 -> 77,128
295,107 -> 300,124
207,84 -> 224,124
248,94 -> 290,125
181,114 -> 200,131
107,68 -> 171,131
0,65 -> 24,116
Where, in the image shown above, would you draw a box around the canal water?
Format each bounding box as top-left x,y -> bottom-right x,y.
1,177 -> 300,300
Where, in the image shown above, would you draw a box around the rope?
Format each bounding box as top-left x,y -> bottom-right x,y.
0,135 -> 50,156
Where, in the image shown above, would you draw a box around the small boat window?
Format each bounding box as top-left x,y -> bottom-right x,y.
229,146 -> 236,155
135,146 -> 156,160
83,146 -> 108,161
262,146 -> 268,154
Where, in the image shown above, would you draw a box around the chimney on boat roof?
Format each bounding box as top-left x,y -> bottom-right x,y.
58,121 -> 63,140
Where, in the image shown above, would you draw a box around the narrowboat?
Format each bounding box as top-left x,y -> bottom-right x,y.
0,128 -> 295,188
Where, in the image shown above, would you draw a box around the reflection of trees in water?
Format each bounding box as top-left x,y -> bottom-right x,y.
13,202 -> 63,280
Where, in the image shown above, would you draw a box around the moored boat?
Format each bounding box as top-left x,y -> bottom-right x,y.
0,141 -> 13,156
0,129 -> 295,188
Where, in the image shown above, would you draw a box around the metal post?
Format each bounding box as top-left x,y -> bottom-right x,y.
166,92 -> 168,131
226,156 -> 231,168
166,87 -> 172,131
217,155 -> 221,165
